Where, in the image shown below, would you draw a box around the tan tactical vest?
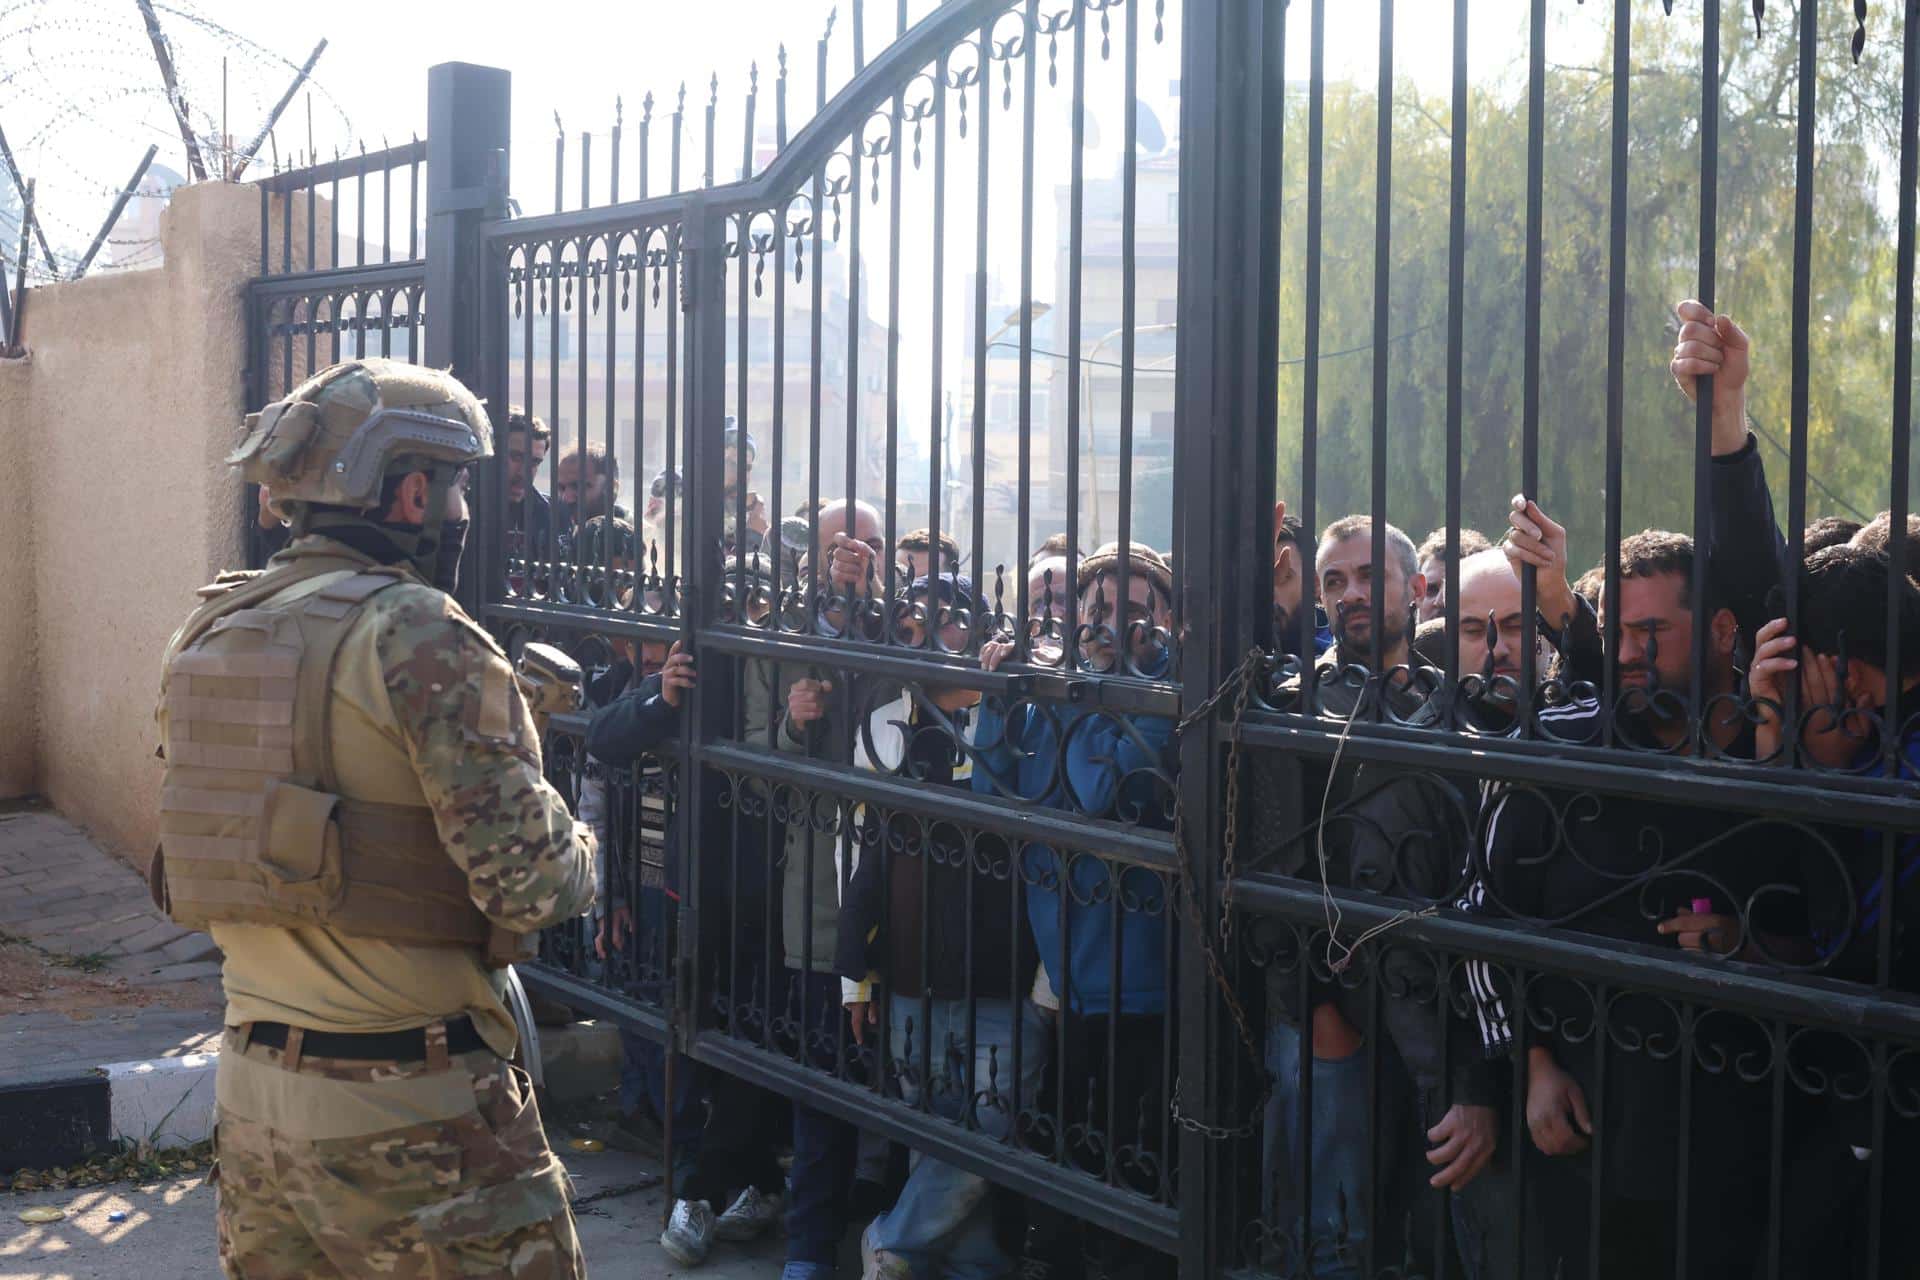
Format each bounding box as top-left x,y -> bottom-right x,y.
153,549 -> 491,948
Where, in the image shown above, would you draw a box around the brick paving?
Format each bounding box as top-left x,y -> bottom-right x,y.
0,807 -> 224,1086
0,809 -> 217,977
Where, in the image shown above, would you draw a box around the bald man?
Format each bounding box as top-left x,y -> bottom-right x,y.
1452,550 -> 1526,688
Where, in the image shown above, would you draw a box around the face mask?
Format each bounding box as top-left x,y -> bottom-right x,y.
431,518 -> 470,593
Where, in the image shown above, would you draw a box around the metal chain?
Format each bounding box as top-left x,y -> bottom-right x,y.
1167,646 -> 1269,1139
1169,1075 -> 1261,1139
1217,649 -> 1258,947
568,1174 -> 661,1213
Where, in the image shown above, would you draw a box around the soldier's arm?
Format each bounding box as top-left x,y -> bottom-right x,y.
379,590 -> 597,932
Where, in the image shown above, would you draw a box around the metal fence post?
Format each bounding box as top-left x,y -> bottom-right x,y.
677,195 -> 730,1052
424,61 -> 511,616
1172,1 -> 1273,1275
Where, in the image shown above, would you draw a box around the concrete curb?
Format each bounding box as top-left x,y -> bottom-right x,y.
104,1053 -> 217,1148
0,1075 -> 110,1173
0,1053 -> 217,1172
0,1021 -> 621,1172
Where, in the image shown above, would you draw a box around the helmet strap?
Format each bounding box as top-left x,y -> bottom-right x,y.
408,465 -> 457,586
296,463 -> 456,586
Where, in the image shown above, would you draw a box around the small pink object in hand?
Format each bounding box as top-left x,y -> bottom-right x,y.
1692,897 -> 1713,915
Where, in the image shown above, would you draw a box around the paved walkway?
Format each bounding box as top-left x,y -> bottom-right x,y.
0,1145 -> 785,1280
0,810 -> 224,1089
0,807 -> 782,1277
0,810 -> 220,983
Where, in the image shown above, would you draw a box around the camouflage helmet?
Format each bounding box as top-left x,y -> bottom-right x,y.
229,358 -> 491,511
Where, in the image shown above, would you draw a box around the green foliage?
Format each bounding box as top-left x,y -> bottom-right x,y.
48,950 -> 111,974
1274,7 -> 1909,573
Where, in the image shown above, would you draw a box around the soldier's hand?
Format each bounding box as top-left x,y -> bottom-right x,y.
659,641 -> 697,708
787,677 -> 835,728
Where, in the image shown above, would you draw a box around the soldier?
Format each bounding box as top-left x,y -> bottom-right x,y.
152,358 -> 597,1278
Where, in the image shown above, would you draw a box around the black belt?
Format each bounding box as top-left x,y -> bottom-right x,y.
245,1016 -> 490,1062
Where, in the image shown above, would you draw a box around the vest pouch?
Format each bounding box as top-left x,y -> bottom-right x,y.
484,923 -> 540,970
257,778 -> 347,917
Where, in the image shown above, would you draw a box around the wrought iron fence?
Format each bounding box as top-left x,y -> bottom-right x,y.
254,138 -> 429,277
238,1 -> 1920,1276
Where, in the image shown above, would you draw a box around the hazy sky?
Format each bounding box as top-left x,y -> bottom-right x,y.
0,0 -> 1561,271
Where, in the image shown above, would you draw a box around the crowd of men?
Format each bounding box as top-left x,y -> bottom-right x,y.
563,296 -> 1914,1280
1252,300 -> 1918,1279
567,491 -> 1181,1280
240,296 -> 1918,1280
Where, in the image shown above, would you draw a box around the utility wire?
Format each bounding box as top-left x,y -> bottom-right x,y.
1746,410 -> 1873,523
983,315 -> 1444,372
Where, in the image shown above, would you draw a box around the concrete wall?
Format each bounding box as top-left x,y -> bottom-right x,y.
0,358 -> 37,797
0,184 -> 256,865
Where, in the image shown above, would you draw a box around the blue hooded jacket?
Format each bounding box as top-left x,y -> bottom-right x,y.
969,678 -> 1176,1017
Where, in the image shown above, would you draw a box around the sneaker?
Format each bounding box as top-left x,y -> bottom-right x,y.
861,1220 -> 913,1280
660,1198 -> 717,1267
714,1185 -> 785,1242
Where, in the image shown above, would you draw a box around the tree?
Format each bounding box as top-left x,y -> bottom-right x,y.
1273,3 -> 1905,572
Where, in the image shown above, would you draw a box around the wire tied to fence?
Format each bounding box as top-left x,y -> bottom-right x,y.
1168,646 -> 1268,1139
1315,677 -> 1438,977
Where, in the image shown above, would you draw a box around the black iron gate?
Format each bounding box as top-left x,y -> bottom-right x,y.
241,2 -> 1920,1276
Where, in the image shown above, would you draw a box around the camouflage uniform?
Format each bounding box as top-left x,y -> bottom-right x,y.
214,1030 -> 581,1279
154,360 -> 595,1279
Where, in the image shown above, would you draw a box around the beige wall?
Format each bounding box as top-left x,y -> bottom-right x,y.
0,183 -> 256,865
0,358 -> 37,796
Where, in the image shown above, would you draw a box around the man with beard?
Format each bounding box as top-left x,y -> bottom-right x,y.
1258,547 -> 1515,1278
1462,301 -> 1803,1279
1257,516 -> 1436,1275
503,410 -> 553,589
1452,550 -> 1529,698
555,442 -> 625,541
1415,525 -> 1494,624
1273,502 -> 1332,664
155,359 -> 595,1276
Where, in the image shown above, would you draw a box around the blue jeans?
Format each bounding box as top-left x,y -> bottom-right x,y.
619,1030 -> 702,1188
869,998 -> 1051,1280
1263,1020 -> 1375,1280
1447,1163 -> 1513,1280
786,969 -> 856,1266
